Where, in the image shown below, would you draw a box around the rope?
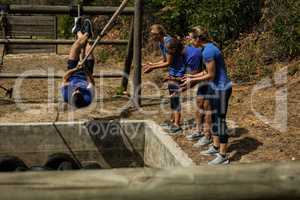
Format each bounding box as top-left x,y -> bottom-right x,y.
52,101 -> 83,169
78,0 -> 129,67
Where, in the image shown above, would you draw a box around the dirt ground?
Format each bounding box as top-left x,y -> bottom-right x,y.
0,53 -> 299,165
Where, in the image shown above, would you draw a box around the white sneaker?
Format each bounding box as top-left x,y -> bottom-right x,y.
72,17 -> 82,34
208,153 -> 230,165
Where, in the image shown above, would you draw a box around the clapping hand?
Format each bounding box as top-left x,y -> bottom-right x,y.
143,63 -> 154,73
180,76 -> 194,88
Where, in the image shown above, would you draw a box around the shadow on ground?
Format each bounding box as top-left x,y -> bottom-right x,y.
228,137 -> 263,161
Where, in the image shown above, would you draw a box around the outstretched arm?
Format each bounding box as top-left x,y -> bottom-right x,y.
181,60 -> 216,88
144,54 -> 173,73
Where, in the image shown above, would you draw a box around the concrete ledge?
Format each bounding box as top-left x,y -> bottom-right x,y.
144,120 -> 195,168
0,120 -> 194,169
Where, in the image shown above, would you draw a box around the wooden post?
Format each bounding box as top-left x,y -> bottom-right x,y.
0,10 -> 6,65
121,18 -> 134,92
54,16 -> 58,54
132,0 -> 143,107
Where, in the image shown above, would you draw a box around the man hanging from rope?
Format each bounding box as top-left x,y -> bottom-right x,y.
61,17 -> 95,109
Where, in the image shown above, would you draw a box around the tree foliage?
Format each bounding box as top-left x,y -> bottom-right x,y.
145,0 -> 262,46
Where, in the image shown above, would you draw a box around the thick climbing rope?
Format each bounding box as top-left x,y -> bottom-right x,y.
52,102 -> 83,169
78,0 -> 129,68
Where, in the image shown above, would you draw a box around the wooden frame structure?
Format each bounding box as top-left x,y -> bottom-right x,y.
0,1 -> 144,107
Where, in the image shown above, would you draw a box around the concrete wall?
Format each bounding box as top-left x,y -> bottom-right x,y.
0,120 -> 194,169
0,121 -> 144,169
144,121 -> 195,168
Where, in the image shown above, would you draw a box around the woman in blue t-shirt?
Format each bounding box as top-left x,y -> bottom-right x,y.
183,43 -> 214,148
181,27 -> 232,165
143,24 -> 185,133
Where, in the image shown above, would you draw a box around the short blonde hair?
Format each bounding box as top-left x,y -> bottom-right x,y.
150,24 -> 166,36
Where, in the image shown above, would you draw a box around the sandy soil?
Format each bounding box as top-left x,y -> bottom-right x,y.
0,53 -> 299,164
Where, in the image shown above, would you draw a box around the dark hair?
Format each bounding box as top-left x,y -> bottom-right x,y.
166,38 -> 184,56
72,91 -> 87,108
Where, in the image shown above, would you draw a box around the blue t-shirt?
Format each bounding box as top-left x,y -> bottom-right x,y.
169,54 -> 186,77
159,35 -> 173,61
202,43 -> 232,90
159,36 -> 185,77
183,45 -> 203,74
61,72 -> 93,105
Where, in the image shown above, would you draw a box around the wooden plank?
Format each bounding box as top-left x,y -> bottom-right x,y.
6,16 -> 56,38
0,39 -> 129,45
6,44 -> 56,54
6,16 -> 55,26
4,15 -> 56,53
0,162 -> 299,200
0,72 -> 124,79
9,5 -> 135,15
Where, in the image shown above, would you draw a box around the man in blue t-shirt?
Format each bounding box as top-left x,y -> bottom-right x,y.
61,18 -> 95,109
181,27 -> 232,165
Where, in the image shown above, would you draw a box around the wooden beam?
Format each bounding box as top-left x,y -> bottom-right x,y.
0,72 -> 124,79
132,0 -> 143,107
0,10 -> 7,65
8,5 -> 135,15
0,162 -> 299,200
0,39 -> 128,45
121,18 -> 134,92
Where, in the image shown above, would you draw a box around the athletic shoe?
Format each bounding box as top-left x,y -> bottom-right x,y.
193,136 -> 212,148
186,131 -> 204,141
168,124 -> 182,135
208,153 -> 230,165
72,17 -> 82,34
160,120 -> 172,128
81,18 -> 94,38
200,145 -> 219,156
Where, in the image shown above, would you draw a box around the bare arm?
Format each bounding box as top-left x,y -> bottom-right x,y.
181,60 -> 216,88
86,72 -> 95,85
62,68 -> 80,85
144,54 -> 173,73
185,70 -> 207,78
192,60 -> 215,81
147,59 -> 166,66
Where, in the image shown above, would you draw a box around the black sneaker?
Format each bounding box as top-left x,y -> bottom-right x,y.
81,18 -> 94,38
169,124 -> 183,135
72,17 -> 82,34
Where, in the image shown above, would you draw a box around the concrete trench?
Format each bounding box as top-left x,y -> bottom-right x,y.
0,120 -> 195,171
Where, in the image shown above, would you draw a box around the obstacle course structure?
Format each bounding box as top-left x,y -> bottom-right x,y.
0,0 -> 143,106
